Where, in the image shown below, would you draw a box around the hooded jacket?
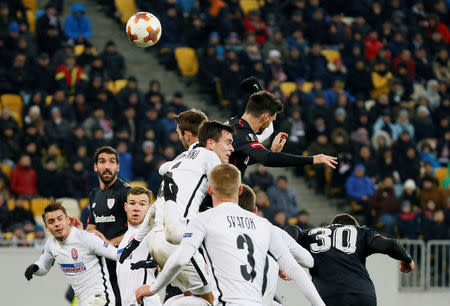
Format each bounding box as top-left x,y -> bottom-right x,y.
64,4 -> 92,40
345,169 -> 376,201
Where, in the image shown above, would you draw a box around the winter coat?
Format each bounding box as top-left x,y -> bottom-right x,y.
64,4 -> 92,40
10,165 -> 37,196
345,172 -> 376,201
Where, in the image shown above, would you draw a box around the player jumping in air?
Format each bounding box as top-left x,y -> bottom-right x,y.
134,164 -> 325,306
286,213 -> 415,306
24,201 -> 118,306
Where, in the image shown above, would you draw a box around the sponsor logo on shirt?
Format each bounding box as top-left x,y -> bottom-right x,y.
59,262 -> 86,273
94,214 -> 116,223
244,156 -> 250,165
117,248 -> 132,260
103,241 -> 109,248
107,198 -> 115,209
183,233 -> 193,238
246,133 -> 257,142
71,248 -> 78,261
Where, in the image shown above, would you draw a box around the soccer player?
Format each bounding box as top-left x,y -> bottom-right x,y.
226,85 -> 337,175
24,201 -> 118,305
134,164 -> 325,306
286,213 -> 415,306
116,186 -> 161,306
87,146 -> 131,305
238,184 -> 314,306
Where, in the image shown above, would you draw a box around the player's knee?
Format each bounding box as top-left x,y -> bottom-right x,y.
165,224 -> 183,244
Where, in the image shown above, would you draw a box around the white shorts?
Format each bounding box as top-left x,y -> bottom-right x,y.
163,294 -> 212,306
149,229 -> 212,295
81,294 -> 114,306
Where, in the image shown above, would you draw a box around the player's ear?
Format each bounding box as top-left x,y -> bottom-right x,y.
261,113 -> 269,122
253,206 -> 258,214
93,163 -> 98,172
238,185 -> 243,196
208,185 -> 213,195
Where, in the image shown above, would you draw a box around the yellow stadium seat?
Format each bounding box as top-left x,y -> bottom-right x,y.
1,94 -> 23,113
0,163 -> 12,178
114,0 -> 137,24
129,181 -> 148,188
280,82 -> 297,98
301,82 -> 313,93
174,47 -> 199,77
31,198 -> 51,217
7,199 -> 31,211
115,79 -> 128,94
45,95 -> 53,105
26,10 -> 36,33
240,0 -> 262,15
4,232 -> 13,240
288,217 -> 298,225
57,198 -> 81,219
321,49 -> 341,63
434,167 -> 448,187
10,110 -> 23,128
74,44 -> 85,56
22,0 -> 37,11
79,198 -> 90,210
26,232 -> 35,241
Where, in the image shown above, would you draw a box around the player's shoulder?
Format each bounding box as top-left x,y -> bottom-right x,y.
118,178 -> 131,191
198,147 -> 221,161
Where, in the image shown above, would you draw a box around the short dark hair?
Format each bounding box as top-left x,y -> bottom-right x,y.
245,91 -> 284,117
238,184 -> 256,212
127,186 -> 153,203
94,146 -> 119,164
198,120 -> 235,147
330,213 -> 358,225
174,109 -> 207,137
42,201 -> 67,224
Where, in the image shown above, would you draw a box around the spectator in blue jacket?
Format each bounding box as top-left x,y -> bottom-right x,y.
346,164 -> 376,207
64,3 -> 92,43
117,141 -> 133,182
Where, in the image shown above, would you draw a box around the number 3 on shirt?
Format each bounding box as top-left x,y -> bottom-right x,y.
236,234 -> 256,282
309,226 -> 357,254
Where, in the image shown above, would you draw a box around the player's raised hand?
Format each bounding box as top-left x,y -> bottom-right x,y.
313,154 -> 338,169
278,268 -> 292,281
131,259 -> 158,270
119,239 -> 140,263
163,174 -> 178,202
400,260 -> 415,273
68,216 -> 83,229
24,264 -> 39,281
136,285 -> 153,304
271,132 -> 288,152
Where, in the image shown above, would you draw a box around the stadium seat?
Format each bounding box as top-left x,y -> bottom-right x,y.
1,94 -> 23,113
129,181 -> 148,188
240,0 -> 262,15
57,198 -> 81,219
115,79 -> 128,94
10,110 -> 23,127
74,44 -> 85,56
434,167 -> 448,186
288,217 -> 298,225
280,82 -> 297,98
79,198 -> 90,210
321,49 -> 341,63
26,10 -> 36,33
114,0 -> 137,24
31,198 -> 51,217
174,47 -> 199,77
26,232 -> 35,241
7,199 -> 31,211
22,0 -> 37,11
4,232 -> 13,240
301,82 -> 313,93
0,163 -> 12,178
45,95 -> 53,105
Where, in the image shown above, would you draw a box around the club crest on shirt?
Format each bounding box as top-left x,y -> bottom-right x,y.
246,133 -> 257,142
107,198 -> 115,209
71,248 -> 78,261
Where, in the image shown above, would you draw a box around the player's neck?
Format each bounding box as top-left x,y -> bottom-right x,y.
99,176 -> 118,190
241,113 -> 261,134
187,137 -> 198,147
55,227 -> 71,243
212,196 -> 238,207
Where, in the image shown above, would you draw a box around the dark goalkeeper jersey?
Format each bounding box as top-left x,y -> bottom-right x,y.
296,224 -> 380,298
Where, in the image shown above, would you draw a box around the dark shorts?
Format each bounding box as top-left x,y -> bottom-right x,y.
323,293 -> 376,306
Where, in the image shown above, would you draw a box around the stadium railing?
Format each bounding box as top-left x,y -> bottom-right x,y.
399,239 -> 426,291
426,240 -> 450,291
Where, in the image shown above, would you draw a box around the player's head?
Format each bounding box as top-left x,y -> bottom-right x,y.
198,120 -> 235,163
208,164 -> 243,205
330,213 -> 358,226
94,146 -> 120,185
175,109 -> 208,149
238,184 -> 258,214
42,201 -> 71,241
125,186 -> 153,226
244,91 -> 284,133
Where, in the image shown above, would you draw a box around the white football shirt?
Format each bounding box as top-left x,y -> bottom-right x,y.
34,227 -> 117,305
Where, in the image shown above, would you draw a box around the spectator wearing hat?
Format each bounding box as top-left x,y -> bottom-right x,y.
36,3 -> 64,56
64,3 -> 92,44
10,155 -> 37,196
100,40 -> 126,80
266,49 -> 288,83
243,9 -> 268,46
345,164 -> 376,217
393,109 -> 414,140
396,200 -> 420,239
414,105 -> 435,141
373,109 -> 395,139
267,176 -> 298,220
208,32 -> 224,59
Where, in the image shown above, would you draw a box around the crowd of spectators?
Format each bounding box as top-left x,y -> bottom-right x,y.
144,0 -> 450,239
1,0 -> 450,245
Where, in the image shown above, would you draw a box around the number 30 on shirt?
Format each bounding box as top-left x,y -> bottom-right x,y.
309,226 -> 357,254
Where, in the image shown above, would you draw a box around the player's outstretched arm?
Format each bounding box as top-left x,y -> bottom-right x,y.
83,231 -> 118,261
269,226 -> 325,306
275,226 -> 314,268
369,235 -> 414,273
26,241 -> 54,280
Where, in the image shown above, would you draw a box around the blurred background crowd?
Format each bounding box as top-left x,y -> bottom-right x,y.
0,0 -> 449,246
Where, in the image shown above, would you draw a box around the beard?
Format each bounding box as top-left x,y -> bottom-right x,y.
98,169 -> 117,184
